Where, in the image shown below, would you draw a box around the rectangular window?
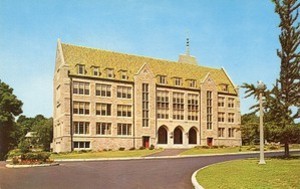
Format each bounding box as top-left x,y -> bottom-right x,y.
228,98 -> 235,108
93,67 -> 99,76
117,105 -> 132,117
95,84 -> 111,97
218,128 -> 225,137
142,83 -> 149,127
117,123 -> 132,136
228,113 -> 235,123
174,78 -> 182,86
218,97 -> 225,107
74,141 -> 90,149
188,94 -> 199,121
228,128 -> 235,137
73,102 -> 90,115
96,103 -> 111,116
159,76 -> 166,84
173,92 -> 184,120
189,80 -> 196,88
73,122 -> 89,135
73,82 -> 89,95
107,69 -> 114,78
78,65 -> 85,75
157,90 -> 169,119
218,112 -> 225,122
117,86 -> 132,99
207,91 -> 212,130
96,122 -> 111,135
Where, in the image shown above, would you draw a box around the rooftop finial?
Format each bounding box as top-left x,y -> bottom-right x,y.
186,31 -> 190,56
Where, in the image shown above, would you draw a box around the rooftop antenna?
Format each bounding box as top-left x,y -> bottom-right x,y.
186,30 -> 190,56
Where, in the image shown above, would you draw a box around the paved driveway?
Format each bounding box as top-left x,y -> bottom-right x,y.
0,152 -> 293,189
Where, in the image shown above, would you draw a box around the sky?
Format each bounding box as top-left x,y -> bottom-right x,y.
0,0 -> 282,118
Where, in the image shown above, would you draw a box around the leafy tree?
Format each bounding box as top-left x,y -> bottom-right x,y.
32,116 -> 53,151
243,0 -> 300,157
0,81 -> 23,160
241,113 -> 259,145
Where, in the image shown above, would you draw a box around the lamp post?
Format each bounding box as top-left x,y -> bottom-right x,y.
257,81 -> 266,165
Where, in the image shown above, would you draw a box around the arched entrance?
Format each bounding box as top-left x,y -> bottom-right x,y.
188,127 -> 197,144
174,126 -> 183,144
158,126 -> 168,144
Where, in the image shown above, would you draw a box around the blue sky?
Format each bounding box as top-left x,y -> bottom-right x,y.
0,0 -> 281,118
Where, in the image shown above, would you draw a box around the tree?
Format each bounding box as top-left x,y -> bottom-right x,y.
32,116 -> 53,151
241,113 -> 259,145
243,0 -> 300,157
0,80 -> 23,160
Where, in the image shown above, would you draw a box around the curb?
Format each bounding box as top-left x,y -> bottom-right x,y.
6,163 -> 59,168
53,149 -> 300,162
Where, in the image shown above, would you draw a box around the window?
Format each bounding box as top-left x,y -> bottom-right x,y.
120,71 -> 127,80
107,69 -> 114,78
173,92 -> 184,120
220,84 -> 228,92
73,122 -> 89,135
117,86 -> 132,99
96,122 -> 111,135
174,77 -> 182,86
207,91 -> 212,130
73,102 -> 90,115
228,128 -> 235,137
157,91 -> 169,119
218,97 -> 225,107
93,67 -> 99,76
159,76 -> 166,84
218,112 -> 225,122
188,94 -> 199,121
95,84 -> 111,97
142,83 -> 149,127
117,105 -> 132,117
228,98 -> 235,108
78,65 -> 85,75
117,123 -> 132,135
96,103 -> 111,116
74,141 -> 90,149
218,128 -> 225,137
73,82 -> 89,95
228,113 -> 235,123
189,80 -> 196,88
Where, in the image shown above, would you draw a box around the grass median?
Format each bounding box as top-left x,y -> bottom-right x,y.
51,149 -> 163,159
181,144 -> 300,156
196,156 -> 300,188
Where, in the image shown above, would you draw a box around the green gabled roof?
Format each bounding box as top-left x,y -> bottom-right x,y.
60,42 -> 237,95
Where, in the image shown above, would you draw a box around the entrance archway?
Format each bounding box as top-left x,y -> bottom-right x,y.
158,126 -> 168,144
174,126 -> 183,144
188,127 -> 197,144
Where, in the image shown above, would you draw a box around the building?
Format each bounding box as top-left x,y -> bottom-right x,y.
52,39 -> 241,152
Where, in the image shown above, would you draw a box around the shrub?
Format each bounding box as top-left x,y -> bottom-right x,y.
21,152 -> 51,162
149,144 -> 155,150
119,147 -> 125,151
18,140 -> 31,153
211,145 -> 219,149
7,149 -> 22,159
139,146 -> 146,150
201,146 -> 210,149
129,147 -> 136,151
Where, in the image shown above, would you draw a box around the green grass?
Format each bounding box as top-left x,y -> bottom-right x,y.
51,149 -> 163,159
181,144 -> 300,156
196,157 -> 300,189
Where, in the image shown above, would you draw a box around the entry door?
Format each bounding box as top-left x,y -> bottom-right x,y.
143,136 -> 150,148
207,138 -> 213,146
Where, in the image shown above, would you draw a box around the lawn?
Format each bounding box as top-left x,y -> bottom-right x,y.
51,149 -> 163,159
181,144 -> 300,156
196,157 -> 300,189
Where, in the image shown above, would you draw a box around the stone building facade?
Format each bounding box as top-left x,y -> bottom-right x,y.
52,39 -> 241,152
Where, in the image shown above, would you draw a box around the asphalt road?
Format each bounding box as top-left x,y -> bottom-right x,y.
0,152 -> 294,189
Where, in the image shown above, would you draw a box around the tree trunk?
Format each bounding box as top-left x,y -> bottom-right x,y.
284,141 -> 290,157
